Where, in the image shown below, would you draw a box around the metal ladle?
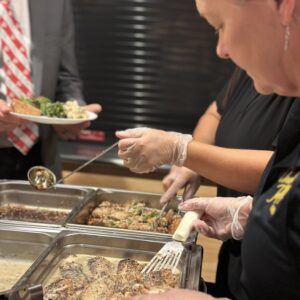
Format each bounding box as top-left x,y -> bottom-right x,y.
27,141 -> 119,190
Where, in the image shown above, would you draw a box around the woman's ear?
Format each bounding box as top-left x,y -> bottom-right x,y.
278,0 -> 296,25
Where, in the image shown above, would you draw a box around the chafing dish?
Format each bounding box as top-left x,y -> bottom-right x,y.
0,228 -> 53,296
16,230 -> 202,299
0,180 -> 96,228
66,188 -> 181,241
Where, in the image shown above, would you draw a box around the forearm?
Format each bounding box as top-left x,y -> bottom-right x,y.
185,140 -> 273,194
193,101 -> 220,144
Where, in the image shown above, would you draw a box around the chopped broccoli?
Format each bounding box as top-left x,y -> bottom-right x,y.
41,102 -> 67,118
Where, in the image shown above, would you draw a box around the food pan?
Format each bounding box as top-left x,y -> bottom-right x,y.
0,228 -> 53,296
66,188 -> 182,241
0,180 -> 96,228
16,230 -> 202,299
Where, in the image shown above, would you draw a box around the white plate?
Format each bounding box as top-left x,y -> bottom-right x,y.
10,111 -> 98,125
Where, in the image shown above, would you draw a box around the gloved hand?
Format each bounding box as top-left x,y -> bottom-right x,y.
116,128 -> 192,174
179,196 -> 253,241
160,166 -> 202,204
131,288 -> 221,300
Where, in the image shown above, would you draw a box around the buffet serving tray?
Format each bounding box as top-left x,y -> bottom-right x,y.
0,180 -> 96,228
16,230 -> 202,299
66,188 -> 181,241
0,228 -> 53,296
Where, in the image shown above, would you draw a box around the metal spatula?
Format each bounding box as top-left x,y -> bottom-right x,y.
142,211 -> 200,274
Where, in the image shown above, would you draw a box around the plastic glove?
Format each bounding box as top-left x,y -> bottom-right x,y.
116,128 -> 192,174
179,196 -> 253,241
131,288 -> 220,300
160,166 -> 202,204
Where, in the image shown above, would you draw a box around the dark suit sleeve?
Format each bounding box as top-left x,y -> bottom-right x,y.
55,0 -> 84,104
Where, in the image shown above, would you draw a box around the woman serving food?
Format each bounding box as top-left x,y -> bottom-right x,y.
117,0 -> 300,299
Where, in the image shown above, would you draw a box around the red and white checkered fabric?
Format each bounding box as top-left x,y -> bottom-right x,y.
0,0 -> 38,155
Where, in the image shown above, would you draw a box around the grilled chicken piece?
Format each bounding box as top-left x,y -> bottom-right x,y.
44,260 -> 90,300
87,256 -> 115,279
143,269 -> 178,289
44,278 -> 78,300
114,259 -> 146,295
116,259 -> 143,277
80,277 -> 115,300
99,201 -> 112,207
59,261 -> 90,285
44,254 -> 179,299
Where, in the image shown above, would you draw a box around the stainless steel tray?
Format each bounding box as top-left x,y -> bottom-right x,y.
16,230 -> 202,299
0,180 -> 96,228
0,228 -> 53,295
66,188 -> 181,241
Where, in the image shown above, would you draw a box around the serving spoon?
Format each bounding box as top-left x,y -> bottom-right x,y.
27,141 -> 119,190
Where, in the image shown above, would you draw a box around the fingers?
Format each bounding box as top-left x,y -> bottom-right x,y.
116,127 -> 148,139
53,124 -> 82,140
182,184 -> 195,201
125,158 -> 156,174
182,177 -> 201,200
131,294 -> 162,300
118,139 -> 139,153
160,182 -> 179,204
0,105 -> 29,131
0,100 -> 11,114
84,103 -> 102,113
132,289 -> 215,300
162,173 -> 176,191
179,197 -> 209,212
193,219 -> 215,237
131,289 -> 175,300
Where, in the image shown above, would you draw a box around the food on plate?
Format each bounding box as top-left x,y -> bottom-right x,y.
64,100 -> 88,119
11,98 -> 41,116
11,96 -> 88,119
44,254 -> 179,299
87,200 -> 182,234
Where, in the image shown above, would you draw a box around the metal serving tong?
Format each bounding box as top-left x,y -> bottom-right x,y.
27,141 -> 119,190
146,185 -> 197,272
142,211 -> 201,274
158,183 -> 189,216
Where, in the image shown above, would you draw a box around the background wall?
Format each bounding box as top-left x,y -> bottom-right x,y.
72,0 -> 234,137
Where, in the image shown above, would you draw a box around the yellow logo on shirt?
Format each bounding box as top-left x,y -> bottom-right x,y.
266,171 -> 299,215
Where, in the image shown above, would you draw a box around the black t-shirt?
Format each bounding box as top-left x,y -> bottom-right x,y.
215,69 -> 296,198
211,69 -> 297,299
241,101 -> 300,300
